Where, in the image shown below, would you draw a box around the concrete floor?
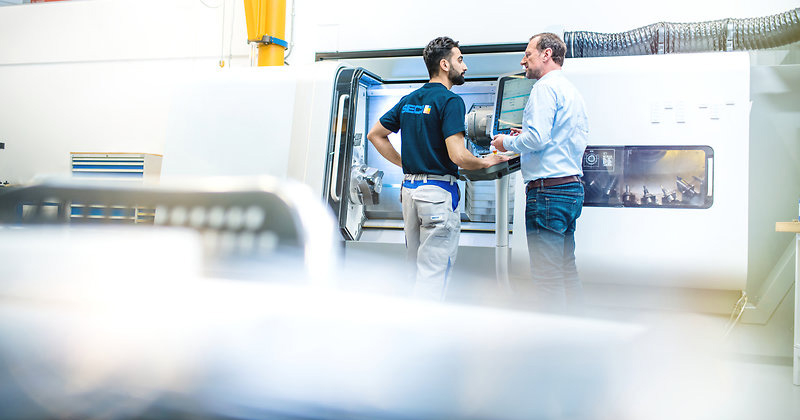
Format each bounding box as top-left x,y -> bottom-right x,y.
344,240 -> 800,420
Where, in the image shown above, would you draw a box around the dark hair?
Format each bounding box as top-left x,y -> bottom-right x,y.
530,33 -> 566,66
423,36 -> 460,78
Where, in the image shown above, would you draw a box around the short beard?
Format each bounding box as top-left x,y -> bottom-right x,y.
448,67 -> 465,85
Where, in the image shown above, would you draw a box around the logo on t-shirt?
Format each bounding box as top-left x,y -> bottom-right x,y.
402,104 -> 432,115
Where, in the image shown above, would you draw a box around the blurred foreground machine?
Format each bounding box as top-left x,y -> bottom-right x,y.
0,177 -> 339,283
0,232 -> 647,419
0,178 -> 651,420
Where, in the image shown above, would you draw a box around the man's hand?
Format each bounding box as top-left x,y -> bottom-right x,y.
509,127 -> 521,135
491,134 -> 508,153
481,153 -> 510,168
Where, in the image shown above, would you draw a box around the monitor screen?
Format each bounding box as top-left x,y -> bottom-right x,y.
493,74 -> 536,134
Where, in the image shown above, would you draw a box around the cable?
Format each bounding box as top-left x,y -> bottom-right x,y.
227,0 -> 235,66
218,0 -> 227,67
199,0 -> 222,8
284,0 -> 296,63
723,291 -> 748,338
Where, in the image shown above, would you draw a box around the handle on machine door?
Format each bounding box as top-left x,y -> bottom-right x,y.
330,94 -> 349,202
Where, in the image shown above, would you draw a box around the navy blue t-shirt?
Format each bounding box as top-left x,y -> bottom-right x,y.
379,83 -> 465,177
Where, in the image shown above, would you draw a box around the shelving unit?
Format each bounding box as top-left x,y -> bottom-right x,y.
70,153 -> 162,223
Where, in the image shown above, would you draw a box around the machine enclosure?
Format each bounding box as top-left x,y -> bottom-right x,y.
164,53 -> 756,292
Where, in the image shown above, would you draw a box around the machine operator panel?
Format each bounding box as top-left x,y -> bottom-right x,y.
460,73 -> 531,181
493,73 -> 536,136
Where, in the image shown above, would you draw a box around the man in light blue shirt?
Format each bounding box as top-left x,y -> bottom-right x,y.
491,32 -> 589,313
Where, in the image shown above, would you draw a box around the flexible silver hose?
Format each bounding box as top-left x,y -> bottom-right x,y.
565,7 -> 800,58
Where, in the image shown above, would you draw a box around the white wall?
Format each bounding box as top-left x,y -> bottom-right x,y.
0,0 -> 251,182
0,0 -> 797,183
0,0 -> 247,66
307,1 -> 799,53
0,60 -> 193,182
2,0 -> 797,66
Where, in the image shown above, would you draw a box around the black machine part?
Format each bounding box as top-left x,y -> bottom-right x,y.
621,185 -> 637,206
458,156 -> 521,182
640,186 -> 657,206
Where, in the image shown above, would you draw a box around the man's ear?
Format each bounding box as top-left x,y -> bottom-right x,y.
542,48 -> 552,63
439,58 -> 450,74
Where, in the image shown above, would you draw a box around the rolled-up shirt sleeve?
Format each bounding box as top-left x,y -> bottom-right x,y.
503,83 -> 557,153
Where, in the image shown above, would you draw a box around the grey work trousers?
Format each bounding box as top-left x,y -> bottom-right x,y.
401,176 -> 460,301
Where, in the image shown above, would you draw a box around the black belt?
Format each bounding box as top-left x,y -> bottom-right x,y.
526,175 -> 580,192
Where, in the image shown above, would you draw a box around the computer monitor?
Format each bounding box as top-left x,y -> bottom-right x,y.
493,73 -> 536,135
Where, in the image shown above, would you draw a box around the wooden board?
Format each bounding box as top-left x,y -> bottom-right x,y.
775,221 -> 800,233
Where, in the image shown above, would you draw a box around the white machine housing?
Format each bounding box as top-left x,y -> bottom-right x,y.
510,53 -> 750,291
163,51 -> 786,295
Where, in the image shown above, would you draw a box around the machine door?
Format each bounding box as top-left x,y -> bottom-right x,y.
324,67 -> 384,241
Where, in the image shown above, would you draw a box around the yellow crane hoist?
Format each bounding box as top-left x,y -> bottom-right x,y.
243,0 -> 287,66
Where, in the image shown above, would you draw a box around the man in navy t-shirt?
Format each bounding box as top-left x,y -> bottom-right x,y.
367,36 -> 507,300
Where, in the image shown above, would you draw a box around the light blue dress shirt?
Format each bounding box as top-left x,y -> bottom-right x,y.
502,70 -> 589,183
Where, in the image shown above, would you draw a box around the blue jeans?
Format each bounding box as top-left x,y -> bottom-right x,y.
524,182 -> 584,313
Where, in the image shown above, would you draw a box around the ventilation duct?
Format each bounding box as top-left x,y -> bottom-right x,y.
565,7 -> 800,58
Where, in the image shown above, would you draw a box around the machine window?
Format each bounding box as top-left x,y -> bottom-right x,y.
582,146 -> 714,209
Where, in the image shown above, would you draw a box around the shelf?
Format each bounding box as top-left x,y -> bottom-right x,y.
775,221 -> 800,233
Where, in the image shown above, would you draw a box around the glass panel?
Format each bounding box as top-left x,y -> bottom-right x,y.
324,67 -> 384,240
582,146 -> 713,209
363,81 -> 503,226
341,73 -> 383,240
